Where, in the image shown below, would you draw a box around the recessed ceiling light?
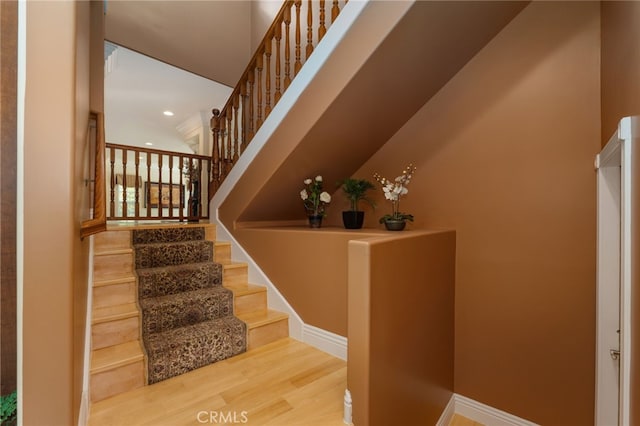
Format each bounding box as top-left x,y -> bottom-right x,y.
145,142 -> 153,146
163,110 -> 174,116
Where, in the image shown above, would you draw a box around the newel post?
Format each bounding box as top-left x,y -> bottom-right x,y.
210,108 -> 221,195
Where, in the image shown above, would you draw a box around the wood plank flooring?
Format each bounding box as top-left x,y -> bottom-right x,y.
89,336 -> 483,426
89,338 -> 347,426
449,413 -> 485,426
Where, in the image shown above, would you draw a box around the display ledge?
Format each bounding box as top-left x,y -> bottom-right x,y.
233,220 -> 450,237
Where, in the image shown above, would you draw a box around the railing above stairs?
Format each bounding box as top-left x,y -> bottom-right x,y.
105,143 -> 211,222
209,0 -> 349,196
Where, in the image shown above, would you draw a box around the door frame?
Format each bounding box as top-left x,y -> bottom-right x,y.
595,116 -> 635,425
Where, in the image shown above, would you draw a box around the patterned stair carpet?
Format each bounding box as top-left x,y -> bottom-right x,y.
133,227 -> 246,384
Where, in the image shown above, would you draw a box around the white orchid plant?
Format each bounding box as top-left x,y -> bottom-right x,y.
300,175 -> 331,216
373,164 -> 417,223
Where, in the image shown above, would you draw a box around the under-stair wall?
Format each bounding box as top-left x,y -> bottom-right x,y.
212,0 -> 526,353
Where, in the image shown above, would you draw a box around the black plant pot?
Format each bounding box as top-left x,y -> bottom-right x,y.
308,214 -> 323,228
383,219 -> 406,231
342,211 -> 365,229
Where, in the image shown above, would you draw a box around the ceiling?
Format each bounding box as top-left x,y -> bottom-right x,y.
104,0 -> 253,87
104,43 -> 233,153
102,1 -> 282,155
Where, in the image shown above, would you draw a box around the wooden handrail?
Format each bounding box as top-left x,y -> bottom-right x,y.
81,111 -> 107,239
218,1 -> 294,118
105,143 -> 212,161
210,0 -> 348,198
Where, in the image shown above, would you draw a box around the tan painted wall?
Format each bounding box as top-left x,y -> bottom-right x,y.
90,1 -> 104,114
593,2 -> 640,421
73,2 -> 96,423
105,1 -> 252,86
226,1 -> 526,224
23,1 -> 91,424
348,231 -> 455,425
600,1 -> 640,145
250,0 -> 281,54
351,2 -> 600,424
234,227 -> 389,335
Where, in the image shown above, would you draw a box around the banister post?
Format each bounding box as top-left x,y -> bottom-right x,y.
240,79 -> 248,153
210,108 -> 221,196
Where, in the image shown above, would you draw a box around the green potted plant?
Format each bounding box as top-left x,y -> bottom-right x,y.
338,177 -> 376,229
374,164 -> 416,231
1,390 -> 17,425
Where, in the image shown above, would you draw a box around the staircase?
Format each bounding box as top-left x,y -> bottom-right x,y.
89,223 -> 289,402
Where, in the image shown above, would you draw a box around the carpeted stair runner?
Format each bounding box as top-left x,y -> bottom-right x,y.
133,227 -> 246,384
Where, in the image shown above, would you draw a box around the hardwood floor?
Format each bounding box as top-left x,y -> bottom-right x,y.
89,338 -> 347,426
449,414 -> 485,426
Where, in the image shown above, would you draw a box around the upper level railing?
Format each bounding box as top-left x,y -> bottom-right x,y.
105,143 -> 211,222
209,0 -> 349,196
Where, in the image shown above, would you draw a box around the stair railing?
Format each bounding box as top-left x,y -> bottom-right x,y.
209,0 -> 349,197
105,143 -> 211,221
81,111 -> 107,238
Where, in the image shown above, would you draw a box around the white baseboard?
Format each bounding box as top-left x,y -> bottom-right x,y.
212,218 -> 305,341
301,324 -> 347,360
447,394 -> 539,426
436,393 -> 456,426
437,393 -> 539,426
79,237 -> 94,426
78,390 -> 89,426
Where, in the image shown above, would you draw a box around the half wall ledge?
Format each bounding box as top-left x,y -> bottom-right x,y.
348,229 -> 456,425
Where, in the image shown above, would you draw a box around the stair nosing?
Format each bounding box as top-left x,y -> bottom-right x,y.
93,276 -> 136,287
237,309 -> 288,329
222,262 -> 248,270
108,223 -> 214,231
93,303 -> 139,324
135,261 -> 220,273
95,248 -> 133,256
139,286 -> 231,304
132,240 -> 212,247
90,341 -> 144,374
224,283 -> 267,296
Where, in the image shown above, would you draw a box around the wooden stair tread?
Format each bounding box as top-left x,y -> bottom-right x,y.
222,261 -> 247,270
91,340 -> 144,374
224,282 -> 266,295
237,309 -> 288,329
93,303 -> 139,324
94,248 -> 133,256
106,222 -> 215,231
93,276 -> 136,288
